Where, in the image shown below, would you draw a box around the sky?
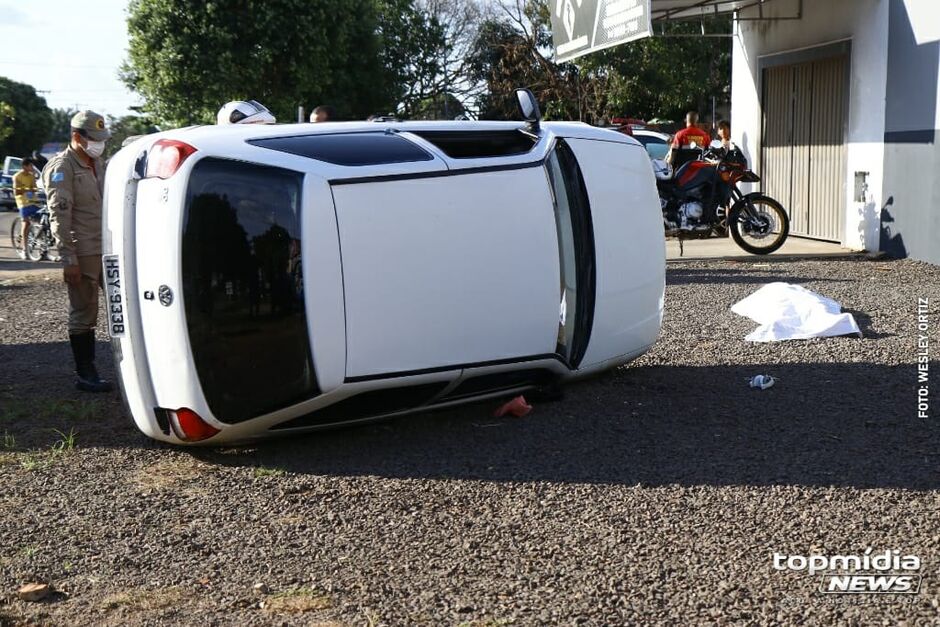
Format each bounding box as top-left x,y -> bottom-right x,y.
0,0 -> 139,118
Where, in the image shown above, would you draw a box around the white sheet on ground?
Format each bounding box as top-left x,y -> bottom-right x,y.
731,282 -> 862,342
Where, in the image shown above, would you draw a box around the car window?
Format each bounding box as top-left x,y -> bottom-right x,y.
181,158 -> 319,423
544,141 -> 595,368
409,130 -> 536,158
249,132 -> 433,166
635,135 -> 669,160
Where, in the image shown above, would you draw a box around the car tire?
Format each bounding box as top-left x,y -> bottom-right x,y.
10,217 -> 23,252
25,224 -> 48,261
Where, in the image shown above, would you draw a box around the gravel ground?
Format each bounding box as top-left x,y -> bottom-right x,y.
0,256 -> 938,626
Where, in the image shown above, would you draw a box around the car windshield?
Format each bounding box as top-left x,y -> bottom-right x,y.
181,158 -> 318,423
635,135 -> 669,160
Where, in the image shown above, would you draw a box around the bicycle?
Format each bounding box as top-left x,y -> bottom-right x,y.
10,206 -> 57,261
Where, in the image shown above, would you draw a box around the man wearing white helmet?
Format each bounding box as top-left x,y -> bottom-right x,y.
217,100 -> 276,125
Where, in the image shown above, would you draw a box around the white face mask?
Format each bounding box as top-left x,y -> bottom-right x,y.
83,140 -> 106,158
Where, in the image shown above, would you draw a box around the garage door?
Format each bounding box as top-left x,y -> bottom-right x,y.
761,53 -> 848,242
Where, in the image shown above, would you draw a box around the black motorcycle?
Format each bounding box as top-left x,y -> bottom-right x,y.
656,144 -> 790,255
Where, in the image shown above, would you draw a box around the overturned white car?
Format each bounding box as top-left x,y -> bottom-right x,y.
102,92 -> 665,444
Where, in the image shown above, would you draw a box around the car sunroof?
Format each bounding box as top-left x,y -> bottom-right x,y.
248,133 -> 433,166
410,130 -> 536,159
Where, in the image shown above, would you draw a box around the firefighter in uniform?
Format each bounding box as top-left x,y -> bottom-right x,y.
43,111 -> 113,393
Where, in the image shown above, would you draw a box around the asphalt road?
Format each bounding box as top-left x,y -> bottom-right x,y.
0,210 -> 59,280
0,255 -> 938,625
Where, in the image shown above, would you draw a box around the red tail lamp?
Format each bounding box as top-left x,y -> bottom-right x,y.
169,407 -> 219,442
145,139 -> 197,179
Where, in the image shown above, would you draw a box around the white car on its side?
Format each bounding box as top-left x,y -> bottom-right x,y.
102,90 -> 665,444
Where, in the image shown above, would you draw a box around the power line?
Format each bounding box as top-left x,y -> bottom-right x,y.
0,60 -> 119,69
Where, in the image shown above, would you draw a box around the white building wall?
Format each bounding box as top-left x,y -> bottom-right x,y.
731,0 -> 889,250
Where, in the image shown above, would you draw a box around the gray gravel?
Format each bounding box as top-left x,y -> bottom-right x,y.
1,256 -> 938,626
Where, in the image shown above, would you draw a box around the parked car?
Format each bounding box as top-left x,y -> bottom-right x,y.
103,91 -> 665,444
0,181 -> 13,211
632,129 -> 672,161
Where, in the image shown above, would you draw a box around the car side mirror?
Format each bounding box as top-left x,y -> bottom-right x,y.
515,88 -> 541,135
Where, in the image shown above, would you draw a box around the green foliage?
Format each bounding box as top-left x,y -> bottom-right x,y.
49,108 -> 77,143
122,0 -> 445,126
466,3 -> 585,122
467,1 -> 730,124
104,115 -> 160,160
377,0 -> 448,118
0,78 -> 53,158
410,92 -> 466,120
119,0 -> 730,127
0,102 -> 14,144
578,18 -> 732,121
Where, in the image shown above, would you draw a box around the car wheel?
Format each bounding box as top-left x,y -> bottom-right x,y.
25,224 -> 48,261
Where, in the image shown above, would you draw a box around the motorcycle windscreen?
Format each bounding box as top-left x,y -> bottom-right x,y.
332,168 -> 561,379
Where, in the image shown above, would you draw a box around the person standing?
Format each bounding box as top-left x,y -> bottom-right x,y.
715,119 -> 732,151
12,158 -> 41,259
666,111 -> 711,167
42,110 -> 113,393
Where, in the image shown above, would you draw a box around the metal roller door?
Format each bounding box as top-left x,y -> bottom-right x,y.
760,53 -> 848,241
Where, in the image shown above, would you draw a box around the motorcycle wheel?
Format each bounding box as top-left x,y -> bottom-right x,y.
25,224 -> 48,261
729,194 -> 789,255
10,217 -> 23,252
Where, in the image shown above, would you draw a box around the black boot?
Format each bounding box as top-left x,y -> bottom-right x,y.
69,332 -> 113,393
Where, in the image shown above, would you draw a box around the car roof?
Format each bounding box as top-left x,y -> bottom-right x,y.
162,119 -> 641,146
632,129 -> 671,141
123,120 -> 644,181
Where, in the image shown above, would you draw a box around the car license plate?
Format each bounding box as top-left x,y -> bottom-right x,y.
103,254 -> 126,337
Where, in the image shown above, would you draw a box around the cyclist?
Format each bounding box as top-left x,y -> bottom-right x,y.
12,158 -> 41,259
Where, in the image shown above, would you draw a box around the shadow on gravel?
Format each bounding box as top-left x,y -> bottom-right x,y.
197,360 -> 938,491
0,283 -> 33,293
0,258 -> 57,273
844,308 -> 893,339
666,267 -> 850,286
0,340 -> 141,451
3,342 -> 936,491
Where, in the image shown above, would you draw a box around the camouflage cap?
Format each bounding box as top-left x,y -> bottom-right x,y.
71,110 -> 111,141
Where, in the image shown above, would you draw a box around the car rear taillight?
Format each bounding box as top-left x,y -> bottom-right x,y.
166,407 -> 219,442
145,140 -> 197,179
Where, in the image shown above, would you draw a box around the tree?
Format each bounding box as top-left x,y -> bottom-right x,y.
465,1 -> 731,125
104,115 -> 161,160
49,108 -> 78,143
410,92 -> 467,120
0,77 -> 53,158
467,2 -> 583,122
578,18 -> 732,122
415,0 -> 490,117
376,0 -> 447,118
0,102 -> 14,145
122,0 -> 444,126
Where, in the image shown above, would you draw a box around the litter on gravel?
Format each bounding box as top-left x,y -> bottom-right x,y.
749,374 -> 776,390
731,282 -> 862,342
493,395 -> 533,418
